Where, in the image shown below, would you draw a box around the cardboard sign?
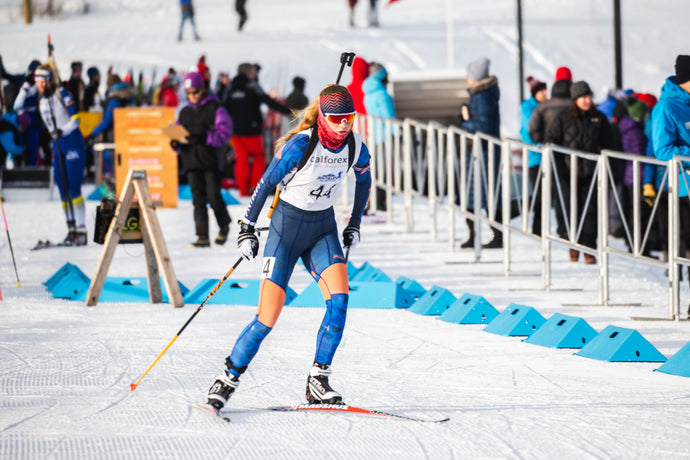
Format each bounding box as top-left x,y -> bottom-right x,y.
161,124 -> 190,143
113,107 -> 178,208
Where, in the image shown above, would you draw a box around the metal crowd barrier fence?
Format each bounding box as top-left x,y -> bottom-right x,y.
352,113 -> 690,321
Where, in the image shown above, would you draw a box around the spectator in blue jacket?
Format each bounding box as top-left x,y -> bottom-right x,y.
0,111 -> 25,168
459,57 -> 502,248
521,75 -> 547,236
363,62 -> 395,212
652,55 -> 690,286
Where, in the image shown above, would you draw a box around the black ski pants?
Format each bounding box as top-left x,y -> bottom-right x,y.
187,169 -> 232,238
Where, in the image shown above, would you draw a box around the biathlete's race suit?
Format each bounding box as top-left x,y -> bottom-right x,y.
37,85 -> 87,230
226,127 -> 371,376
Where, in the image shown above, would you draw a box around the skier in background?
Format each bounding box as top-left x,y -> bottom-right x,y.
205,84 -> 371,411
178,0 -> 201,42
236,0 -> 249,31
34,64 -> 88,246
348,0 -> 379,27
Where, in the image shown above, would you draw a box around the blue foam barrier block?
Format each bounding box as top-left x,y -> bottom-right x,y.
87,187 -> 103,201
44,262 -> 83,292
575,325 -> 667,362
395,277 -> 427,309
349,262 -> 392,283
524,313 -> 598,349
408,286 -> 456,316
178,185 -> 240,205
183,278 -> 296,306
287,281 -> 323,307
655,342 -> 690,377
483,303 -> 546,337
73,277 -> 189,303
439,293 -> 499,324
346,261 -> 358,279
45,263 -> 91,300
288,281 -> 405,309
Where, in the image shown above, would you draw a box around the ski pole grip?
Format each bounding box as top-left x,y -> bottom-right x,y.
336,52 -> 356,84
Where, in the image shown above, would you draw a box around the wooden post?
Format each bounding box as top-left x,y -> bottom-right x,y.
85,169 -> 184,307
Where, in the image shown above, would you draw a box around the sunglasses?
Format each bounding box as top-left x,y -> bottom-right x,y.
324,112 -> 356,124
186,89 -> 201,96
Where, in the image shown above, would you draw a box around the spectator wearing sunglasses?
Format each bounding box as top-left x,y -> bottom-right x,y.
171,71 -> 233,248
224,62 -> 290,196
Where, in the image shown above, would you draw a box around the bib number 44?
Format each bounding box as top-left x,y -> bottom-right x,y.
309,184 -> 337,200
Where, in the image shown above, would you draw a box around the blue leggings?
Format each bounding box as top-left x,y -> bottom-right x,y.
226,200 -> 349,376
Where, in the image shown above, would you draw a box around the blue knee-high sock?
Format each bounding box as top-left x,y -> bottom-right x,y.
226,316 -> 271,377
314,293 -> 348,365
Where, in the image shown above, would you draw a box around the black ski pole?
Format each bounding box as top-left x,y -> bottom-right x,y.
0,189 -> 20,287
131,256 -> 244,391
336,52 -> 356,85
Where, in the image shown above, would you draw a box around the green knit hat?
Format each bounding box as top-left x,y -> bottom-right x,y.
627,99 -> 649,122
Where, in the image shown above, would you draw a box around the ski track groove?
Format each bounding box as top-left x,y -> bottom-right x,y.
523,364 -> 566,392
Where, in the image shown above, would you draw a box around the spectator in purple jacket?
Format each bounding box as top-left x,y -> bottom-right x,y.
171,72 -> 233,248
619,97 -> 651,253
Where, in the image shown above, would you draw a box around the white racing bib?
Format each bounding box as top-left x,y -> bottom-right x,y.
279,132 -> 362,211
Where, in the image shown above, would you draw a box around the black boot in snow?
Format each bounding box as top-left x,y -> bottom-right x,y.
460,218 -> 475,249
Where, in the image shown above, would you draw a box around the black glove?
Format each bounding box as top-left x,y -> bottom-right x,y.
85,135 -> 95,147
51,129 -> 63,140
170,139 -> 191,152
238,222 -> 259,260
342,225 -> 360,249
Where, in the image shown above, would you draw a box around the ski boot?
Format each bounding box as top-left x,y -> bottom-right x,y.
62,226 -> 88,247
306,363 -> 343,405
74,226 -> 88,246
215,225 -> 230,246
207,371 -> 240,410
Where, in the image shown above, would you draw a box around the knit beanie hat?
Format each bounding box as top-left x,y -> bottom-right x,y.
87,66 -> 100,80
555,66 -> 572,82
467,57 -> 490,81
183,72 -> 204,91
570,80 -> 593,100
526,76 -> 546,97
675,55 -> 690,85
636,93 -> 658,109
319,85 -> 355,114
626,99 -> 649,122
237,62 -> 255,75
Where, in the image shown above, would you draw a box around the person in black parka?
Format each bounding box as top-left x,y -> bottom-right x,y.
546,80 -> 613,264
172,72 -> 234,248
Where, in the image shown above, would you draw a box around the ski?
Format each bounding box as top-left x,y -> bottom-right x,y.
265,403 -> 450,423
31,240 -> 72,250
196,403 -> 231,423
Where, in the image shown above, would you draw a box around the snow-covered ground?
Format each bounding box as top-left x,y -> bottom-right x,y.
2,0 -> 690,458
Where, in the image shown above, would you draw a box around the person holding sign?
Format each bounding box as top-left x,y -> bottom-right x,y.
170,72 -> 233,248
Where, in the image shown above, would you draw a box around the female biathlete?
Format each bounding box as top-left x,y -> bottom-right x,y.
206,84 -> 371,410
